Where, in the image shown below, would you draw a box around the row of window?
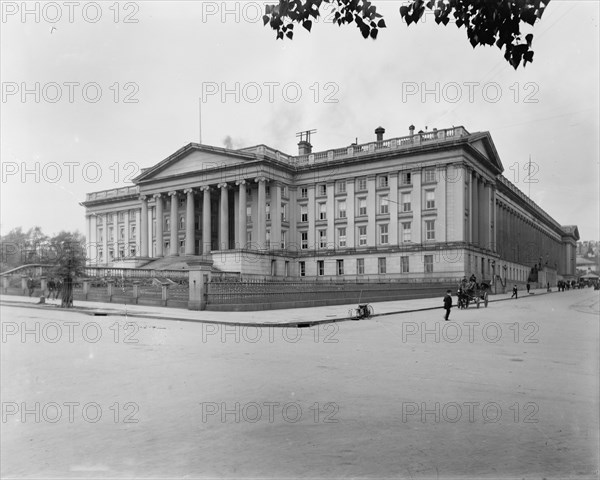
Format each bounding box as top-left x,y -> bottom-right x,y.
298,171 -> 438,199
299,255 -> 435,276
298,221 -> 435,248
299,191 -> 435,221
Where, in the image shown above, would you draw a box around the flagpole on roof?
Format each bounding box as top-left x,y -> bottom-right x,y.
198,98 -> 202,144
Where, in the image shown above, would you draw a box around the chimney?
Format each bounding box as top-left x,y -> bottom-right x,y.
298,140 -> 312,155
409,125 -> 415,136
375,126 -> 385,142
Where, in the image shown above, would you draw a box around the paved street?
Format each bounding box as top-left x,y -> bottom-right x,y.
1,289 -> 599,478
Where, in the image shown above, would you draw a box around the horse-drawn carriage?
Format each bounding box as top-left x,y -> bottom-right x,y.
457,280 -> 490,309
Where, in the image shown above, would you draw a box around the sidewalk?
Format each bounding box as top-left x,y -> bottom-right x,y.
0,287 -> 553,327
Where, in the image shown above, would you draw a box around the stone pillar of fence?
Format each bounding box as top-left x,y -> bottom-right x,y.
107,279 -> 114,301
3,276 -> 10,293
161,283 -> 168,306
133,281 -> 140,304
187,259 -> 213,310
40,276 -> 47,296
21,275 -> 28,295
83,280 -> 90,300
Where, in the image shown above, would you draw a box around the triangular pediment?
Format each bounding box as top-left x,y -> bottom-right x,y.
467,133 -> 504,175
134,144 -> 254,183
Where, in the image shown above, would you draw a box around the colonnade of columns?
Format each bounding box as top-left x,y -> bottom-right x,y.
467,169 -> 496,251
135,177 -> 270,258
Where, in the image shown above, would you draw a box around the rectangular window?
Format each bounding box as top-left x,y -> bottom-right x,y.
426,220 -> 435,240
246,206 -> 252,223
266,185 -> 271,197
379,224 -> 389,244
119,227 -> 124,240
266,203 -> 271,220
98,228 -> 103,242
318,184 -> 327,196
338,227 -> 346,247
378,257 -> 386,274
400,172 -> 411,185
401,256 -> 409,273
424,254 -> 434,273
300,205 -> 308,222
402,222 -> 412,242
281,203 -> 287,221
282,186 -> 288,197
108,227 -> 114,241
319,202 -> 327,220
179,216 -> 185,230
317,260 -> 325,276
337,181 -> 346,193
357,258 -> 365,275
281,230 -> 286,249
265,229 -> 270,249
358,225 -> 367,246
424,169 -> 436,183
336,259 -> 344,276
118,211 -> 124,222
246,231 -> 252,244
119,248 -> 124,259
299,261 -> 306,277
379,195 -> 389,214
337,200 -> 346,218
358,198 -> 367,216
358,177 -> 367,191
179,239 -> 185,253
379,175 -> 388,188
165,217 -> 170,232
300,187 -> 308,199
97,216 -> 103,225
130,246 -> 136,257
301,232 -> 308,250
284,261 -> 289,277
271,259 -> 276,276
402,193 -> 411,212
246,187 -> 252,198
425,190 -> 435,209
319,229 -> 327,248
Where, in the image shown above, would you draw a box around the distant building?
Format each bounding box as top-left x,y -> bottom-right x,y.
81,125 -> 579,282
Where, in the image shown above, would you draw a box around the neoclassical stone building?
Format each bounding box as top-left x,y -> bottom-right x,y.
81,125 -> 579,282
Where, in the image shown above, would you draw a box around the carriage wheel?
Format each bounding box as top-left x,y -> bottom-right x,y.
484,292 -> 489,308
476,296 -> 481,308
366,304 -> 375,318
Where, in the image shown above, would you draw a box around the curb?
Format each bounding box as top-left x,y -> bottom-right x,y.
0,290 -> 553,329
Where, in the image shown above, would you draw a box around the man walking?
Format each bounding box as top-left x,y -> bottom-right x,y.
443,289 -> 453,321
511,284 -> 518,299
526,282 -> 530,294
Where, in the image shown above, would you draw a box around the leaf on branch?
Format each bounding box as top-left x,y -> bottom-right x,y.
370,27 -> 378,39
377,18 -> 386,28
525,33 -> 533,46
303,19 -> 313,31
286,30 -> 294,38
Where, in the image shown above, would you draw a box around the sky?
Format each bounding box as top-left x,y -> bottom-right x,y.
1,0 -> 599,240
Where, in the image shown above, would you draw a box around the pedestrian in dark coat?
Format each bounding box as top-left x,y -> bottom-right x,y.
443,290 -> 453,321
511,284 -> 518,299
526,282 -> 530,294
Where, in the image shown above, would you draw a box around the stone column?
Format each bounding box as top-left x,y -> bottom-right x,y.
140,197 -> 149,257
168,191 -> 179,256
201,186 -> 212,254
467,168 -> 473,243
154,194 -> 164,257
123,210 -> 130,257
325,182 -> 334,250
389,172 -> 399,246
472,173 -> 479,247
237,180 -> 247,248
478,178 -> 486,249
412,169 -> 422,243
366,176 -> 376,246
85,215 -> 92,263
184,188 -> 195,255
346,179 -> 355,248
218,183 -> 229,250
256,177 -> 267,249
272,183 -> 282,250
437,165 -> 447,243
